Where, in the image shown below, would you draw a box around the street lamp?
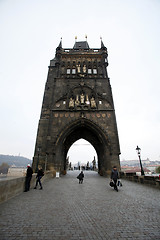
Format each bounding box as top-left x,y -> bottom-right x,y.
36,147 -> 41,172
136,145 -> 144,176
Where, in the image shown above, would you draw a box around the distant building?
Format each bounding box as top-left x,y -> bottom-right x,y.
146,165 -> 160,174
121,166 -> 151,175
120,159 -> 160,172
7,166 -> 26,177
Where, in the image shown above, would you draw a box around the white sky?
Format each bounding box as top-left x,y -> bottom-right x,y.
67,139 -> 98,165
0,0 -> 160,162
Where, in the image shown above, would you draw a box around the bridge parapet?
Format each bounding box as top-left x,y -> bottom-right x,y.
120,172 -> 160,189
0,171 -> 55,204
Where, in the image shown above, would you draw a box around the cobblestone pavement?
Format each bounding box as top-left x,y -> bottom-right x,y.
0,171 -> 160,240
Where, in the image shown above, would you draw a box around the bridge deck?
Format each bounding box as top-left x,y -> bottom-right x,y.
0,171 -> 160,240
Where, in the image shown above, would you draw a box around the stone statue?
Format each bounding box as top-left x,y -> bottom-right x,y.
85,95 -> 90,105
83,65 -> 86,73
75,95 -> 80,106
91,97 -> 96,108
77,64 -> 81,73
80,93 -> 85,104
69,98 -> 74,108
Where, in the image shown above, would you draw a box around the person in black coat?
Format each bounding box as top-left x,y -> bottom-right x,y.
34,167 -> 44,190
77,171 -> 84,184
24,164 -> 33,192
110,166 -> 119,192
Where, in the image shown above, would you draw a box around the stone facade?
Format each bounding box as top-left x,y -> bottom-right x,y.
32,40 -> 120,175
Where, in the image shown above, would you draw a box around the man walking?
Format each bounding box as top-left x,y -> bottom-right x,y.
34,167 -> 44,190
111,166 -> 119,192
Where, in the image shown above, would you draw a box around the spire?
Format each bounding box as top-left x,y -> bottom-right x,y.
100,36 -> 106,50
57,37 -> 62,50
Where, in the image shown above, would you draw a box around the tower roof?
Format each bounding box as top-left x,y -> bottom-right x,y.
73,41 -> 89,50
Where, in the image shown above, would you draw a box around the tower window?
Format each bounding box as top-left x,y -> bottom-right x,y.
72,68 -> 76,74
67,69 -> 71,74
93,69 -> 97,74
88,69 -> 92,74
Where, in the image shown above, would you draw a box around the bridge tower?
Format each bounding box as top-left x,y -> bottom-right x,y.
32,38 -> 121,175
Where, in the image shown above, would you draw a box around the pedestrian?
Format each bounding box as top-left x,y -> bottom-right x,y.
77,171 -> 84,184
24,164 -> 33,192
34,167 -> 44,190
110,166 -> 119,192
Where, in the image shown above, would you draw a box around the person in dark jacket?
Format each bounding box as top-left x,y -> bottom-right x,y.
110,166 -> 119,192
77,171 -> 84,184
34,167 -> 44,190
24,164 -> 33,192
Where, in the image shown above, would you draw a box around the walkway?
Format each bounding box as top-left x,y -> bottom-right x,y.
0,171 -> 160,240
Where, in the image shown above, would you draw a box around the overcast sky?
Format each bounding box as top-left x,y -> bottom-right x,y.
0,0 -> 160,163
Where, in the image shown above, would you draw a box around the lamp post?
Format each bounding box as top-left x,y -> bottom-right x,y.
36,147 -> 41,172
136,145 -> 144,176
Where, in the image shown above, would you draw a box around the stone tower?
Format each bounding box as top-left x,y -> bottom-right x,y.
32,39 -> 120,175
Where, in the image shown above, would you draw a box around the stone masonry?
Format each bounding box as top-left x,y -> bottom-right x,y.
0,171 -> 160,240
32,40 -> 120,175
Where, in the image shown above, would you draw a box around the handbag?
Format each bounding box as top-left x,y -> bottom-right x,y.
117,179 -> 122,187
109,180 -> 114,187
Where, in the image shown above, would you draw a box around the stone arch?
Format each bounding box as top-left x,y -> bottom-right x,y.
55,118 -> 112,175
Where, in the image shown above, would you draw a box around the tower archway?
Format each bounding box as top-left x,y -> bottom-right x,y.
55,118 -> 113,175
67,139 -> 98,169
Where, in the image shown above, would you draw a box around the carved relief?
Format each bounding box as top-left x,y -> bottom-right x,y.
90,97 -> 96,108
70,113 -> 74,118
77,64 -> 81,73
56,103 -> 60,108
85,95 -> 90,105
75,95 -> 80,106
68,94 -> 97,109
80,93 -> 85,104
69,98 -> 74,108
83,65 -> 86,73
54,85 -> 110,111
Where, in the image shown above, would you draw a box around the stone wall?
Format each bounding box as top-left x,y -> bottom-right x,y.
0,171 -> 55,204
120,172 -> 160,189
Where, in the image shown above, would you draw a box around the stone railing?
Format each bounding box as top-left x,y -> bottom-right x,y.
120,172 -> 160,189
0,171 -> 55,204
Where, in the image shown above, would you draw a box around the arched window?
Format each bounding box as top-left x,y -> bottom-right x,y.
72,68 -> 76,74
93,68 -> 97,74
67,69 -> 71,74
88,68 -> 92,74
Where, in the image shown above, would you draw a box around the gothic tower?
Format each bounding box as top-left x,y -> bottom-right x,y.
32,39 -> 121,175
